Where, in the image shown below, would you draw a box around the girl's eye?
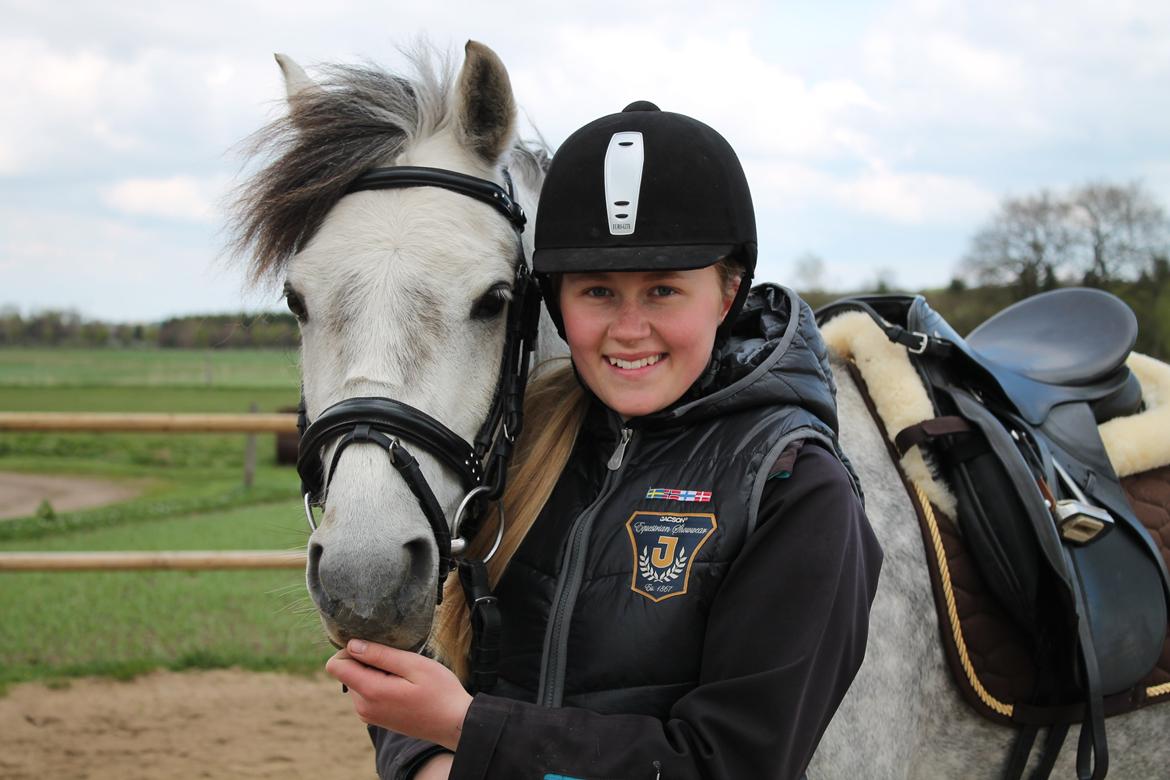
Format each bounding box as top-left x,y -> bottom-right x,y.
651,285 -> 678,297
584,287 -> 612,298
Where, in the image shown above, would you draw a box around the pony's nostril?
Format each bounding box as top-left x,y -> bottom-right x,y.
404,537 -> 435,592
307,542 -> 326,599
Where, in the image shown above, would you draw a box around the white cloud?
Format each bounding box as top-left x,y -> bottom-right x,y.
0,207 -> 262,320
0,36 -> 152,174
101,174 -> 229,223
858,0 -> 1170,140
838,164 -> 996,224
749,158 -> 994,225
0,33 -> 277,177
510,26 -> 882,161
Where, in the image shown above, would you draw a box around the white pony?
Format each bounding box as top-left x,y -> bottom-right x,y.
233,41 -> 555,650
232,42 -> 1170,778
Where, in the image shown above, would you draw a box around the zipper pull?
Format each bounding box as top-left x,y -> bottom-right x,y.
607,427 -> 633,470
652,759 -> 662,780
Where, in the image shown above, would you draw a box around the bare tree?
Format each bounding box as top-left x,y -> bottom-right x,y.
1070,181 -> 1170,284
963,190 -> 1075,298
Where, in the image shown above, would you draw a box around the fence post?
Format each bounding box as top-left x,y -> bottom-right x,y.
244,402 -> 257,489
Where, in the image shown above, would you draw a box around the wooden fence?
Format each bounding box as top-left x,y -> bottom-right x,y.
0,412 -> 305,573
0,412 -> 297,433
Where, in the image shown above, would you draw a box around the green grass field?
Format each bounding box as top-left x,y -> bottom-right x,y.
0,346 -> 301,388
0,348 -> 333,690
0,501 -> 331,689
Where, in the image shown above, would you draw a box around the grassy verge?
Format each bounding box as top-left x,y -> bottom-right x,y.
0,467 -> 299,542
0,500 -> 330,691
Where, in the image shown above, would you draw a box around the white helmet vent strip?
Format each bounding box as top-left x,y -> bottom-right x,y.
604,132 -> 644,236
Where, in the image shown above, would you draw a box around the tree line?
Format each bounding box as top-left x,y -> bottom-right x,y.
0,309 -> 299,349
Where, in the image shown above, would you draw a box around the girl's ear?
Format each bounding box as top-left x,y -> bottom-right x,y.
720,275 -> 742,321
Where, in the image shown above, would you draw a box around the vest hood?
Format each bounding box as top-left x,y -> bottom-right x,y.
664,283 -> 838,432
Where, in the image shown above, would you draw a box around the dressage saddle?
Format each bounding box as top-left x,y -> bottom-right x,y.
818,289 -> 1170,780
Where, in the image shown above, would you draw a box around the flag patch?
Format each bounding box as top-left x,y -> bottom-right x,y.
645,487 -> 712,503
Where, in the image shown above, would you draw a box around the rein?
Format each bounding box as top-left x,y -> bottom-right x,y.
294,165 -> 541,692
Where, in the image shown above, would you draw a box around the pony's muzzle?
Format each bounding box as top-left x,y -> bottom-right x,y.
305,530 -> 438,647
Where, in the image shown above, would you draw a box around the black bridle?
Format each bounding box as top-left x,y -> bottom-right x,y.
294,165 -> 540,690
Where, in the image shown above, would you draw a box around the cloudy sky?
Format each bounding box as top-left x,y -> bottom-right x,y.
3,0 -> 1169,321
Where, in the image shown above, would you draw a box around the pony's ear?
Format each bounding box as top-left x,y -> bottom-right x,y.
454,40 -> 516,163
274,53 -> 322,104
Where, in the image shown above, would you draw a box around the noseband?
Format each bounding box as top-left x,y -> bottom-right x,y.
294,166 -> 540,688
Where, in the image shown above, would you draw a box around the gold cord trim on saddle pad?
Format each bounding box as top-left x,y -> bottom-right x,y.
914,483 -> 1014,717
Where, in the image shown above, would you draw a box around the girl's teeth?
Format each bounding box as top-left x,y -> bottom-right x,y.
608,354 -> 662,370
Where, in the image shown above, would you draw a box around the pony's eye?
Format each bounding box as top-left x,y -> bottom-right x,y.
470,282 -> 511,321
284,284 -> 308,322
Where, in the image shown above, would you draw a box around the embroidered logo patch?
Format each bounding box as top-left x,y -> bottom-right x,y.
644,487 -> 712,503
625,511 -> 717,602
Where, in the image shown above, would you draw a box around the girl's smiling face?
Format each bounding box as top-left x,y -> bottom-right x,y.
559,266 -> 737,418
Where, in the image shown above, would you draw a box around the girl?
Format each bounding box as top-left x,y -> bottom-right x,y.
326,101 -> 882,780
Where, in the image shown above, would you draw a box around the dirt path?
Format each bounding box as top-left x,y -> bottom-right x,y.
0,669 -> 375,779
0,472 -> 143,520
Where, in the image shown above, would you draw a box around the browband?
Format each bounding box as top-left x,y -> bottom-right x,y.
348,166 -> 528,232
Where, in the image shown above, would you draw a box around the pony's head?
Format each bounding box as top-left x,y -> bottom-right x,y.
231,41 -> 548,650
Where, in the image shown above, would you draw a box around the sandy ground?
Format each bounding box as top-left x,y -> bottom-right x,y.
0,669 -> 376,779
0,472 -> 143,520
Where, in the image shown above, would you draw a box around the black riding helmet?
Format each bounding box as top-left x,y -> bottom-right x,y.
532,101 -> 757,341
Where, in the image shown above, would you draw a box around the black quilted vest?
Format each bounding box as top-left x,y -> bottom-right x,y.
489,285 -> 857,717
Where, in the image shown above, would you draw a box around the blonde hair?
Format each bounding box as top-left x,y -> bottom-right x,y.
430,360 -> 589,680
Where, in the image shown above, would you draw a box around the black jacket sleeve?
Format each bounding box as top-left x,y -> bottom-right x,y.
447,443 -> 883,780
370,725 -> 452,779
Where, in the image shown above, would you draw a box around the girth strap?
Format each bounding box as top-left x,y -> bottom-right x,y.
1071,576 -> 1108,780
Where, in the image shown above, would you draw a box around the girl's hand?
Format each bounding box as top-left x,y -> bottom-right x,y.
325,639 -> 473,751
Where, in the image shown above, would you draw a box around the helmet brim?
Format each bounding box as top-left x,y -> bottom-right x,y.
533,243 -> 735,274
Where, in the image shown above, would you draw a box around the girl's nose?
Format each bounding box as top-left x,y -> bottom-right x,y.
609,300 -> 652,341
